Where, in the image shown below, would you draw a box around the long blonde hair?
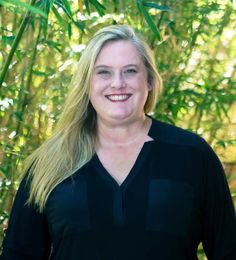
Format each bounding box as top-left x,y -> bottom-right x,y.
25,24 -> 163,212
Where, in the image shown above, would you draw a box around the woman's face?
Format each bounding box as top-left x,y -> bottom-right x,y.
90,40 -> 151,125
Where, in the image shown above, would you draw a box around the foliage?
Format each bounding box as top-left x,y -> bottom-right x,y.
0,1 -> 236,258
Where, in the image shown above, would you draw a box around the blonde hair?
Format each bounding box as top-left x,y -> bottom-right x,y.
25,25 -> 163,212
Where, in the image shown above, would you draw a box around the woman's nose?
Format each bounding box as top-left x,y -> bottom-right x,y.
110,72 -> 126,88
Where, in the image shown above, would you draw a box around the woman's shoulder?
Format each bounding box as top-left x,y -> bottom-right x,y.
149,117 -> 209,151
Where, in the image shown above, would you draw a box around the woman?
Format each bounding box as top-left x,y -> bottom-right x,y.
1,25 -> 236,259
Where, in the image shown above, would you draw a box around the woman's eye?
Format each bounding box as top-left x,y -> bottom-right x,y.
124,68 -> 137,74
97,70 -> 110,75
95,70 -> 112,79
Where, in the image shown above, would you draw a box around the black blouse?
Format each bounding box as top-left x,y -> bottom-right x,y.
1,118 -> 236,260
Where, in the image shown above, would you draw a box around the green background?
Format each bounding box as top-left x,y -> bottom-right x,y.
1,1 -> 236,258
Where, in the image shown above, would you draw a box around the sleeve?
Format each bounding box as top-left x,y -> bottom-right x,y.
0,176 -> 51,260
201,142 -> 236,260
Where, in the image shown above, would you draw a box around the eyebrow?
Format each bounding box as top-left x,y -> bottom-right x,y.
94,64 -> 140,70
94,65 -> 110,70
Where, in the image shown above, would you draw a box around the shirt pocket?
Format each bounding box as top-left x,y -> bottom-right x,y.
146,179 -> 194,237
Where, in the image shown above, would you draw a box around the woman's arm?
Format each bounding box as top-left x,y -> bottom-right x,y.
202,143 -> 236,259
0,176 -> 51,260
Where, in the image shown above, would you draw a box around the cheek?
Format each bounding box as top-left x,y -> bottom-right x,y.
88,84 -> 97,106
135,74 -> 149,87
89,80 -> 100,99
89,93 -> 99,113
89,82 -> 104,109
90,77 -> 107,93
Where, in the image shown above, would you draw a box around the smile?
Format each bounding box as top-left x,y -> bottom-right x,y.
105,94 -> 132,102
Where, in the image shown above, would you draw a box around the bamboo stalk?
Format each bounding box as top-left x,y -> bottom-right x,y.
0,0 -> 37,89
2,17 -> 42,216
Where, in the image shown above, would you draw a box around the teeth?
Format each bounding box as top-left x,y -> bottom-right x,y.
107,95 -> 130,101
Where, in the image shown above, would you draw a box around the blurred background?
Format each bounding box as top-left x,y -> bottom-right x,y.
0,1 -> 236,258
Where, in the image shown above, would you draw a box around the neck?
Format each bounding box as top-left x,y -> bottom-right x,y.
96,115 -> 152,147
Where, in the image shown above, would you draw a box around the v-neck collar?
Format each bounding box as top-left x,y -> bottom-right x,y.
90,117 -> 157,190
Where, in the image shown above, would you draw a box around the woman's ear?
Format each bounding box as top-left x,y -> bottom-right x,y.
148,84 -> 152,91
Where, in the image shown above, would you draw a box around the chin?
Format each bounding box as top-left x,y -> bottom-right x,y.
108,112 -> 137,122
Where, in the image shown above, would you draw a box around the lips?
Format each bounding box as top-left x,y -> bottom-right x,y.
105,94 -> 132,102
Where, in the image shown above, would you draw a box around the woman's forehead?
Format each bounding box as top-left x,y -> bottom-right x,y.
94,40 -> 144,67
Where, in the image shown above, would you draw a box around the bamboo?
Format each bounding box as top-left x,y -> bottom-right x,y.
0,0 -> 37,89
2,18 -> 42,216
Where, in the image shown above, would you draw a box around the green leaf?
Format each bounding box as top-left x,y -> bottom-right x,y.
143,2 -> 172,11
61,0 -> 73,19
2,35 -> 15,47
89,0 -> 106,16
137,2 -> 161,40
73,20 -> 85,32
215,102 -> 223,121
216,140 -> 226,148
32,70 -> 53,76
218,102 -> 231,121
84,0 -> 90,14
0,166 -> 10,178
52,6 -> 67,29
49,0 -> 56,6
39,0 -> 51,40
14,111 -> 23,122
0,0 -> 47,18
167,20 -> 177,36
68,23 -> 72,39
46,40 -> 62,53
32,70 -> 47,76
